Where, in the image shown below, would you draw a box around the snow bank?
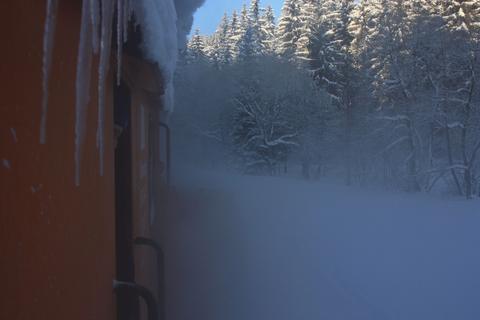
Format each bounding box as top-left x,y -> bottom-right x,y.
164,171 -> 480,320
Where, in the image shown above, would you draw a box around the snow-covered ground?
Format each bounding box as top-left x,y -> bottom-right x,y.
161,171 -> 480,320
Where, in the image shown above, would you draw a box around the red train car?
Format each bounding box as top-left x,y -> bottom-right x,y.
0,1 -> 170,320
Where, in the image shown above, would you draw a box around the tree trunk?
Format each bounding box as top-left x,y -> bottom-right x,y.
465,168 -> 473,199
406,119 -> 420,192
461,72 -> 475,199
445,126 -> 464,196
345,105 -> 353,186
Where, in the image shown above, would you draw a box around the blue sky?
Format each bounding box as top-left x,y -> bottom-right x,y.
192,0 -> 284,35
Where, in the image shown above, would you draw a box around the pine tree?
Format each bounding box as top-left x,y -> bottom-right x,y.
238,25 -> 258,62
237,0 -> 265,61
239,4 -> 250,36
296,0 -> 320,63
276,0 -> 302,60
349,0 -> 379,67
212,13 -> 233,65
442,0 -> 480,35
366,0 -> 427,191
439,0 -> 480,198
229,10 -> 241,60
322,0 -> 357,185
250,0 -> 261,25
305,0 -> 355,104
260,5 -> 277,55
187,28 -> 207,63
249,0 -> 264,55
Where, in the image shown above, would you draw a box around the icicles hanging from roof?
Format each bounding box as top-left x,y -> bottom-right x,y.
40,0 -> 59,144
97,0 -> 115,178
41,0 -> 102,185
75,0 -> 94,186
41,0 -> 197,186
116,0 -> 124,86
90,0 -> 100,54
123,0 -> 131,44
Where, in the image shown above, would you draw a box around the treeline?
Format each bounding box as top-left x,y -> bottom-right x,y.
174,0 -> 480,198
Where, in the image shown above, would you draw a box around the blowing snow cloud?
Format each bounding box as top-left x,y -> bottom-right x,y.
175,0 -> 205,48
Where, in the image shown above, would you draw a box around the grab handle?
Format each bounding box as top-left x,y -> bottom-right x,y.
113,280 -> 159,320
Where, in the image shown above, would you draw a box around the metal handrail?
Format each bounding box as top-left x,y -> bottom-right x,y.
134,237 -> 165,320
113,280 -> 159,320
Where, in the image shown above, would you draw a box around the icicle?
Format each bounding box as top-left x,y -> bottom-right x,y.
123,0 -> 130,43
40,0 -> 59,144
97,0 -> 114,177
117,0 -> 123,86
75,0 -> 94,186
90,0 -> 100,53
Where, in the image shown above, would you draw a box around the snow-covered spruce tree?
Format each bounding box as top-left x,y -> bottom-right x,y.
236,5 -> 255,62
438,0 -> 480,198
247,0 -> 265,57
239,4 -> 250,39
236,0 -> 267,63
187,28 -> 208,63
212,13 -> 233,66
250,0 -> 261,25
442,0 -> 480,35
238,25 -> 259,62
303,0 -> 357,185
276,0 -> 302,60
349,0 -> 380,66
330,0 -> 357,186
296,0 -> 320,63
229,10 -> 241,60
396,0 -> 480,196
342,0 -> 378,184
394,0 -> 455,193
300,0 -> 339,92
260,5 -> 277,55
362,0 -> 430,192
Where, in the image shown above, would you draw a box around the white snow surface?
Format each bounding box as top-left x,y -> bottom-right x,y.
162,171 -> 480,320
